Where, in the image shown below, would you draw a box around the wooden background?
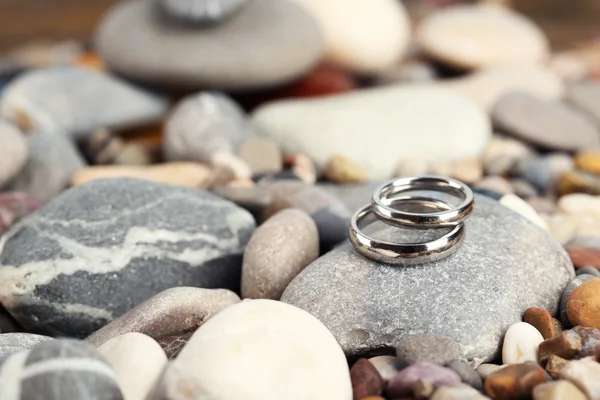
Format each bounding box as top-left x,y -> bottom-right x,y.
0,0 -> 598,52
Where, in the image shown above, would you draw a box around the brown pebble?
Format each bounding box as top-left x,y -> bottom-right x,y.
575,151 -> 600,175
412,379 -> 434,399
567,279 -> 600,329
566,246 -> 600,269
545,354 -> 569,379
524,307 -> 559,339
284,153 -> 317,184
538,330 -> 583,364
322,154 -> 367,184
350,358 -> 384,400
558,170 -> 600,196
484,363 -> 546,400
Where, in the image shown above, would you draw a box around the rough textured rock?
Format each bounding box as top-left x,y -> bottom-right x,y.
149,299 -> 352,399
96,0 -> 324,90
0,66 -> 167,137
3,131 -> 86,202
251,86 -> 491,180
417,3 -> 549,70
98,332 -> 167,400
242,209 -> 318,300
88,287 -> 240,358
0,332 -> 53,356
0,120 -> 27,187
0,339 -> 124,400
281,195 -> 574,365
0,178 -> 255,337
164,92 -> 253,164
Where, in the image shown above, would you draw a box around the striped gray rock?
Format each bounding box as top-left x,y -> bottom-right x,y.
159,0 -> 248,24
0,339 -> 123,400
0,333 -> 53,357
0,178 -> 255,338
0,66 -> 168,138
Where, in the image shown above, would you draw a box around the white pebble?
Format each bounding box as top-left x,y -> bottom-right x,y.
502,322 -> 544,364
500,194 -> 549,231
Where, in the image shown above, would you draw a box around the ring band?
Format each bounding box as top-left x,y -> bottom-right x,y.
371,175 -> 474,229
348,202 -> 466,265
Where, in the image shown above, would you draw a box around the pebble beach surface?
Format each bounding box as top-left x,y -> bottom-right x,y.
1,1 -> 600,399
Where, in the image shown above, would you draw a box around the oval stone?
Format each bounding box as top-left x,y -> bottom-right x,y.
281,194 -> 573,364
567,279 -> 600,329
0,178 -> 255,337
0,120 -> 27,187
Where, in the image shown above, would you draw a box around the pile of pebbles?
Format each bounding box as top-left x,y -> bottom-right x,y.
0,0 -> 600,399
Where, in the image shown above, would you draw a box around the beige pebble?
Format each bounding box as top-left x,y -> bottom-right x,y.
322,154 -> 367,184
560,358 -> 600,400
474,175 -> 514,195
533,380 -> 587,400
71,162 -> 213,188
558,193 -> 600,217
210,151 -> 252,180
237,137 -> 282,176
450,158 -> 483,184
285,153 -> 317,184
500,194 -> 549,231
396,158 -> 429,177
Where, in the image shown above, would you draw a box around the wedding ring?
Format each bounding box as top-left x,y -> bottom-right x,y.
371,175 -> 474,229
348,202 -> 466,265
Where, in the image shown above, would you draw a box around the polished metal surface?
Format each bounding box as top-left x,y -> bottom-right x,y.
371,175 -> 474,228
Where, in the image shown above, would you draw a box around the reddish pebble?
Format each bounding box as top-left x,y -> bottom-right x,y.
484,362 -> 546,400
524,307 -> 559,339
279,64 -> 356,99
350,358 -> 384,400
566,247 -> 600,269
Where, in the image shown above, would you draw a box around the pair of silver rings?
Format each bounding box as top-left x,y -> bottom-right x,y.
348,176 -> 475,265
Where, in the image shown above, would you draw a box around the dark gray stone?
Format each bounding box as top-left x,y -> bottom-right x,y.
0,333 -> 52,357
3,132 -> 86,202
164,91 -> 252,163
395,334 -> 460,368
0,178 -> 255,337
576,266 -> 600,277
559,274 -> 599,328
0,339 -> 123,400
0,66 -> 168,138
159,0 -> 248,24
281,195 -> 574,366
96,0 -> 324,90
447,360 -> 483,391
492,91 -> 600,151
523,157 -> 552,192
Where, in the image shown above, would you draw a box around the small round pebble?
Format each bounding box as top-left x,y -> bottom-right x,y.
576,266 -> 600,277
242,208 -> 318,300
237,137 -> 282,176
450,158 -> 483,184
510,179 -> 538,198
387,362 -> 461,399
524,307 -> 559,339
322,154 -> 367,184
474,175 -> 514,195
431,383 -> 490,400
350,358 -> 384,399
484,362 -> 546,400
368,356 -> 400,384
566,246 -> 600,269
558,170 -> 600,196
502,322 -> 544,364
567,279 -> 600,329
447,360 -> 483,391
395,334 -> 460,368
559,274 -> 598,327
575,151 -> 600,175
476,363 -> 504,379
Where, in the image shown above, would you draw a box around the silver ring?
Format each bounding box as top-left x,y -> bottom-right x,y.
348,203 -> 466,265
371,175 -> 474,229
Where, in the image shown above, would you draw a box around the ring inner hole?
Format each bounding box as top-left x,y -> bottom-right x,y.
381,185 -> 464,213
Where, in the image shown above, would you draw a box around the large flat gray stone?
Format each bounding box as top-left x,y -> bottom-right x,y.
281,195 -> 574,366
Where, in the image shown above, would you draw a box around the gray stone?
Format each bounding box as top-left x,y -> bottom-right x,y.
492,91 -> 600,151
559,274 -> 599,328
164,91 -> 253,164
281,195 -> 574,365
0,66 -> 168,138
317,181 -> 383,212
96,0 -> 323,90
242,209 -> 318,300
476,363 -> 503,379
510,178 -> 538,198
567,236 -> 600,250
576,266 -> 600,277
0,120 -> 27,187
3,132 -> 86,202
0,178 -> 255,337
87,287 -> 241,359
566,82 -> 600,125
396,334 -> 460,368
447,360 -> 483,391
159,0 -> 248,24
0,339 -> 124,400
523,157 -> 552,192
0,333 -> 53,357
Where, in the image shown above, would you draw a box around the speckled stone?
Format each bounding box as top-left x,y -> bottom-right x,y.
281,195 -> 574,365
0,339 -> 124,400
0,333 -> 53,357
0,178 -> 254,338
396,334 -> 460,368
96,0 -> 324,90
3,131 -> 86,202
492,91 -> 600,151
242,209 -> 318,300
88,287 -> 240,359
0,66 -> 167,137
447,360 -> 483,391
158,0 -> 248,24
164,92 -> 253,164
387,362 -> 461,399
0,120 -> 27,187
559,274 -> 598,327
